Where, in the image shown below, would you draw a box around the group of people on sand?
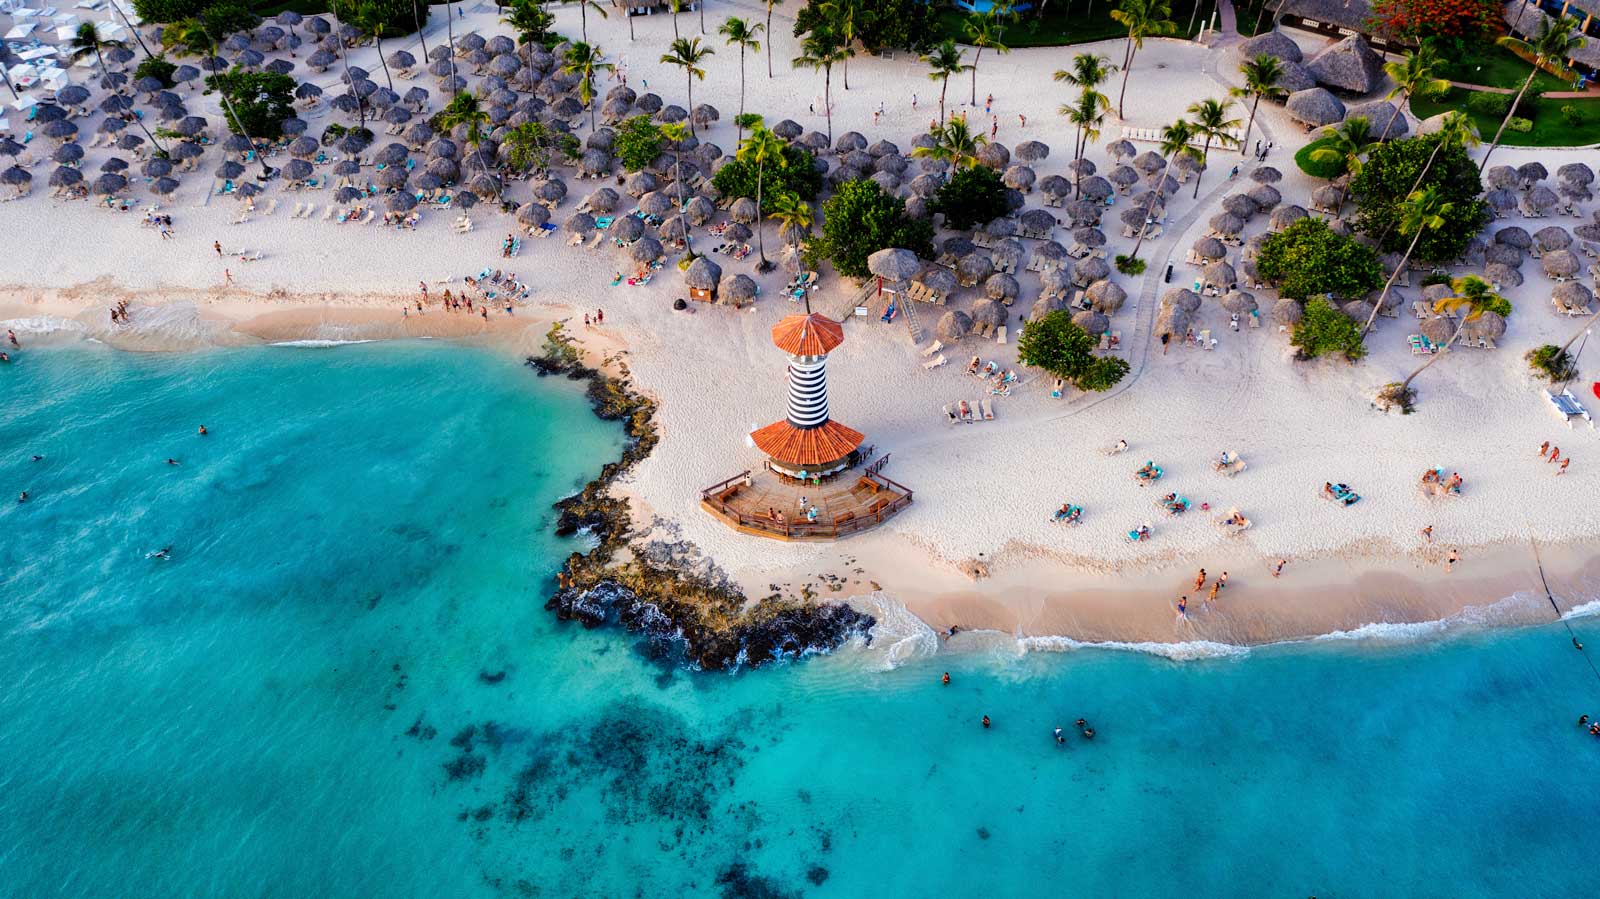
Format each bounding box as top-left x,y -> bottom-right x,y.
108,300 -> 132,325
1177,569 -> 1229,619
1538,441 -> 1573,476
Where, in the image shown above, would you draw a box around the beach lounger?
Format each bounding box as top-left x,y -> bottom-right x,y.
1097,333 -> 1110,352
961,401 -> 975,423
922,354 -> 947,370
996,326 -> 1006,345
1248,311 -> 1260,329
1201,329 -> 1214,349
262,198 -> 277,216
980,399 -> 994,421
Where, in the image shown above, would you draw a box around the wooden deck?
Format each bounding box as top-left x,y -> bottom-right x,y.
700,467 -> 913,540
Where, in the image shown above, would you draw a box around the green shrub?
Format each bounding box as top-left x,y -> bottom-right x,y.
1417,81 -> 1452,103
1526,344 -> 1579,382
134,54 -> 177,88
1016,310 -> 1130,391
1465,90 -> 1512,116
1114,254 -> 1147,275
1294,137 -> 1346,179
1350,133 -> 1489,264
205,69 -> 295,139
929,166 -> 1007,231
711,141 -> 822,202
354,0 -> 429,37
1292,297 -> 1367,361
1257,218 -> 1385,301
1561,104 -> 1585,127
1506,116 -> 1533,133
614,115 -> 663,172
810,179 -> 933,279
133,0 -> 206,23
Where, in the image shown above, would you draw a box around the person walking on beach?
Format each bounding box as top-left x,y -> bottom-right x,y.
912,92 -> 918,109
419,281 -> 428,302
1018,113 -> 1027,128
1194,568 -> 1207,590
1540,440 -> 1550,458
1549,445 -> 1561,462
984,93 -> 993,113
1273,558 -> 1287,578
1446,548 -> 1459,573
223,268 -> 233,286
1420,525 -> 1433,543
1558,457 -> 1570,475
990,116 -> 998,139
1176,596 -> 1188,619
1206,581 -> 1220,607
213,240 -> 223,257
597,308 -> 605,324
1218,571 -> 1227,589
584,313 -> 591,328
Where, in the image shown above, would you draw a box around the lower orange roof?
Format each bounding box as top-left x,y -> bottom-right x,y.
750,419 -> 865,466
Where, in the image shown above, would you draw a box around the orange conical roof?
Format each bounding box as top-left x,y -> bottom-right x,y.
750,419 -> 865,467
771,313 -> 845,356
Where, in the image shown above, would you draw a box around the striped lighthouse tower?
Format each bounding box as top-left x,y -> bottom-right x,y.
750,313 -> 864,480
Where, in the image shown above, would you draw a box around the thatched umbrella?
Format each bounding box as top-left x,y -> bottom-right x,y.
1518,161 -> 1549,187
1105,139 -> 1137,161
720,273 -> 757,306
1247,184 -> 1282,210
1073,310 -> 1110,335
1033,294 -> 1069,320
282,158 -> 314,181
1040,174 -> 1071,199
1341,300 -> 1374,323
1270,204 -> 1307,231
517,203 -> 550,228
1485,165 -> 1519,191
386,191 -> 418,213
985,217 -> 1018,239
612,215 -> 645,243
936,309 -> 973,342
215,160 -> 245,180
1485,261 -> 1523,287
868,248 -> 923,285
1209,212 -> 1245,237
1040,268 -> 1073,298
101,157 -> 129,174
991,239 -> 1026,271
1013,140 -> 1050,163
984,272 -> 1020,303
1079,176 -> 1114,202
1162,287 -> 1202,313
624,171 -> 659,198
943,235 -> 977,258
1064,199 -> 1102,227
1019,209 -> 1057,234
1004,165 -> 1036,192
1072,256 -> 1111,287
684,255 -> 722,295
565,212 -> 596,234
41,119 -> 79,143
957,253 -> 995,287
1202,261 -> 1238,291
1462,310 -> 1506,343
835,131 -> 867,153
910,173 -> 945,197
1192,236 -> 1227,261
1221,193 -> 1259,219
150,176 -> 180,195
1133,150 -> 1165,174
681,195 -> 714,225
1274,297 -> 1304,325
1107,165 -> 1139,191
1072,227 -> 1107,248
52,143 -> 84,165
1416,314 -> 1454,345
1483,189 -> 1519,219
1494,224 -> 1532,248
800,131 -> 830,151
1306,35 -> 1381,93
535,178 -> 569,206
335,185 -> 363,204
719,222 -> 751,243
1576,223 -> 1600,242
1285,88 -> 1345,127
976,142 -> 1010,170
1220,290 -> 1258,316
629,236 -> 665,263
1081,279 -> 1132,315
1558,162 -> 1594,187
867,139 -> 900,158
971,298 -> 1008,330
920,268 -> 958,298
773,119 -> 803,140
1240,29 -> 1304,63
1251,166 -> 1283,185
1542,249 -> 1580,279
1524,185 -> 1560,214
90,172 -> 124,194
1534,225 -> 1573,252
728,197 -> 758,224
1154,304 -> 1194,342
1553,281 -> 1594,311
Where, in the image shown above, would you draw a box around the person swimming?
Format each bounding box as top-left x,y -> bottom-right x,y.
941,672 -> 950,685
31,455 -> 43,462
1082,727 -> 1095,740
1054,727 -> 1065,745
197,425 -> 208,436
166,458 -> 180,466
152,546 -> 173,560
981,715 -> 991,728
18,491 -> 28,503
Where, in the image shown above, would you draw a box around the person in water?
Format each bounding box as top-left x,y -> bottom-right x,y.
981,715 -> 991,728
1054,727 -> 1065,745
941,672 -> 950,685
18,491 -> 28,503
1176,596 -> 1188,619
166,458 -> 180,466
197,425 -> 208,436
153,546 -> 172,560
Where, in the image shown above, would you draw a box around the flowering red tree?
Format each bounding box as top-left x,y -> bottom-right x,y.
1369,0 -> 1500,40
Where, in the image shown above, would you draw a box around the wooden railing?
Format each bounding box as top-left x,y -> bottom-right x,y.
700,469 -> 914,540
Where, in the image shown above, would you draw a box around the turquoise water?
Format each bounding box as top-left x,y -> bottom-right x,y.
3,343 -> 1598,898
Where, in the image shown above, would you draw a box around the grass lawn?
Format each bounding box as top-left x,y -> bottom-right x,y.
1433,42 -> 1575,93
1410,88 -> 1600,147
1293,136 -> 1346,178
932,0 -> 1205,48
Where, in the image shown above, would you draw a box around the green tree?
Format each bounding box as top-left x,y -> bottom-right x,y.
823,0 -> 858,90
660,120 -> 696,257
963,12 -> 1009,106
1062,93 -> 1109,199
1292,297 -> 1367,361
504,120 -> 562,172
921,39 -> 970,126
810,179 -> 934,278
1109,0 -> 1176,118
437,91 -> 492,173
711,141 -> 822,200
1351,130 -> 1488,263
793,0 -> 935,55
1380,45 -> 1449,139
1395,277 -> 1504,394
1185,97 -> 1240,198
1127,119 -> 1199,262
719,17 -> 763,132
134,54 -> 178,87
792,29 -> 848,143
614,115 -> 663,171
1362,185 -> 1451,335
355,3 -> 395,91
1257,217 -> 1385,301
767,190 -> 815,260
911,116 -> 986,168
1481,15 -> 1585,171
1016,310 -> 1130,391
1525,344 -> 1580,383
1309,115 -> 1376,212
562,41 -> 613,133
661,37 -> 714,137
737,125 -> 788,269
1231,54 -> 1286,158
930,165 -> 1008,230
561,0 -> 606,42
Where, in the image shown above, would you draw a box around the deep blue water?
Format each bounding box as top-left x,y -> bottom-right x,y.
2,343 -> 1597,898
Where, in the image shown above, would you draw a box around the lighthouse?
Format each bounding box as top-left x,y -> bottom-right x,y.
749,312 -> 864,480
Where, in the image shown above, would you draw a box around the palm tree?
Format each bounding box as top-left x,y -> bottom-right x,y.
361,15 -> 395,91
921,39 -> 971,126
911,115 -> 987,168
1381,46 -> 1449,140
438,91 -> 493,173
107,0 -> 155,59
1053,52 -> 1117,97
824,0 -> 859,90
1397,277 -> 1499,394
1376,111 -> 1479,246
737,125 -> 789,270
719,17 -> 763,128
172,17 -> 262,172
562,41 -> 612,132
1109,0 -> 1176,119
1128,119 -> 1198,261
1481,15 -> 1585,171
1061,91 -> 1109,198
327,0 -> 368,122
504,0 -> 554,89
1309,116 -> 1375,213
669,0 -> 683,39
1362,185 -> 1451,335
661,36 -> 714,136
963,12 -> 1010,106
442,0 -> 458,93
68,21 -> 165,154
562,0 -> 606,42
765,0 -> 784,77
504,120 -> 556,172
1185,97 -> 1240,198
1231,54 -> 1286,157
767,191 -> 813,263
659,120 -> 696,255
792,30 -> 847,143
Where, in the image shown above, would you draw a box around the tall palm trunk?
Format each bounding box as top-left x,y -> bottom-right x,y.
765,3 -> 774,76
756,162 -> 768,266
699,0 -> 706,33
1072,121 -> 1084,198
1240,94 -> 1260,156
970,47 -> 982,105
580,3 -> 588,42
686,70 -> 696,136
413,0 -> 429,67
1129,153 -> 1174,260
938,73 -> 949,125
673,4 -> 681,38
1555,309 -> 1598,356
737,45 -> 747,124
676,140 -> 695,256
824,64 -> 834,143
1383,92 -> 1407,141
109,0 -> 154,58
1363,227 -> 1422,335
1399,320 -> 1466,392
445,1 -> 458,94
376,34 -> 394,90
1191,135 -> 1212,198
1117,44 -> 1136,119
1480,65 -> 1539,172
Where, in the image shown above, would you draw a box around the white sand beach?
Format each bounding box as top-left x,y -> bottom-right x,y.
4,1 -> 1598,643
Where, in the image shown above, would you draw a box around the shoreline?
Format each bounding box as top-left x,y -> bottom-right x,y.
8,298 -> 1600,655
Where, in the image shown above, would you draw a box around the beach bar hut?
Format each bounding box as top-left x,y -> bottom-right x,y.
750,313 -> 865,481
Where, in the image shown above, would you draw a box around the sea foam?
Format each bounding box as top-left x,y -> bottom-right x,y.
270,339 -> 378,348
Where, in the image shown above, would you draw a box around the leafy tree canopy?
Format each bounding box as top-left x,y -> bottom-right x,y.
711,141 -> 822,201
1257,217 -> 1385,301
133,0 -> 207,24
1350,134 -> 1488,263
809,178 -> 934,279
1016,311 -> 1130,391
614,115 -> 663,172
929,165 -> 1008,231
793,0 -> 937,52
1292,297 -> 1368,361
205,68 -> 295,140
1370,0 -> 1499,41
354,0 -> 428,36
134,54 -> 178,88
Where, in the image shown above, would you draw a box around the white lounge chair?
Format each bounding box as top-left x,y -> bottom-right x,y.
980,398 -> 994,421
921,339 -> 944,357
922,354 -> 947,370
